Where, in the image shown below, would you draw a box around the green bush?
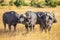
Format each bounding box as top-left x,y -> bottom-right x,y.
58,2 -> 60,5
14,0 -> 25,7
45,0 -> 58,7
45,0 -> 50,5
57,1 -> 60,5
23,2 -> 30,6
1,4 -> 8,6
30,0 -> 37,6
50,0 -> 57,7
30,0 -> 41,7
30,0 -> 45,8
9,0 -> 14,6
36,1 -> 45,8
35,2 -> 41,7
34,2 -> 42,8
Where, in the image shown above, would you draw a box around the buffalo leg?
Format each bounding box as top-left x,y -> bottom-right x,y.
4,23 -> 6,32
13,24 -> 17,31
29,24 -> 34,31
44,28 -> 47,33
8,24 -> 11,32
33,25 -> 35,30
48,26 -> 51,32
30,25 -> 34,31
29,25 -> 32,31
40,25 -> 44,32
25,25 -> 28,32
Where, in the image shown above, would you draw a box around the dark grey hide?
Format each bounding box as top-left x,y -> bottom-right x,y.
35,12 -> 47,31
3,11 -> 20,32
36,12 -> 57,32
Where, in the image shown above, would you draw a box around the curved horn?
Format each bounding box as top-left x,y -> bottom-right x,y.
22,14 -> 27,18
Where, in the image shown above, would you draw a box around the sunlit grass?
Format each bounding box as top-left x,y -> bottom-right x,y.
0,6 -> 60,40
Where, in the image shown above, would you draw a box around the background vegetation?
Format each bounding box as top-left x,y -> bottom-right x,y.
0,0 -> 60,7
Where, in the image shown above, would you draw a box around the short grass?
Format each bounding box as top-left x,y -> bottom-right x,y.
0,6 -> 60,40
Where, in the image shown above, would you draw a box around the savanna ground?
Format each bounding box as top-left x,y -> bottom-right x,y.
0,6 -> 60,40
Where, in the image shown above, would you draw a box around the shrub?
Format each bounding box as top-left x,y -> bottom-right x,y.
36,1 -> 45,8
35,2 -> 41,7
57,1 -> 60,5
45,0 -> 58,7
45,0 -> 50,5
34,2 -> 42,8
50,0 -> 57,7
23,2 -> 30,6
14,0 -> 25,7
9,0 -> 14,6
30,0 -> 37,6
1,4 -> 8,6
51,0 -> 58,7
30,0 -> 45,8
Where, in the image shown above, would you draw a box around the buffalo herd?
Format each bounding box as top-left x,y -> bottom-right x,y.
2,11 -> 57,32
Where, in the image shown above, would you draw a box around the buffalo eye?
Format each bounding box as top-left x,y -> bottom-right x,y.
49,16 -> 52,20
41,15 -> 46,19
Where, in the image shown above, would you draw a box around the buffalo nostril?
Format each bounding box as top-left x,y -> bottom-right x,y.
53,20 -> 57,23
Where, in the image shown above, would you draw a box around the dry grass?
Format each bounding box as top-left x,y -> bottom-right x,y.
0,6 -> 60,40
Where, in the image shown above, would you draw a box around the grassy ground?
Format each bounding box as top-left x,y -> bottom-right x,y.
0,6 -> 60,40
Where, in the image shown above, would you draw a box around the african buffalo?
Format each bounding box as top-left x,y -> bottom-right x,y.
45,12 -> 57,31
36,12 -> 57,32
19,11 -> 37,31
3,11 -> 20,32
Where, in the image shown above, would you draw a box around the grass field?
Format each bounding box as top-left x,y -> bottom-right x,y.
0,6 -> 60,40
